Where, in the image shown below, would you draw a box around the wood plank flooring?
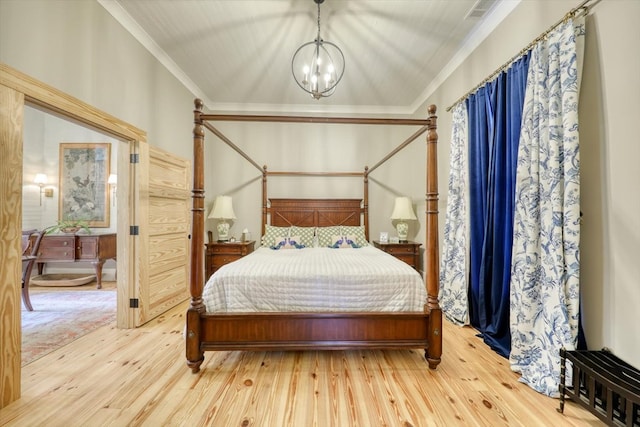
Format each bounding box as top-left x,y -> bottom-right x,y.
1,291 -> 602,426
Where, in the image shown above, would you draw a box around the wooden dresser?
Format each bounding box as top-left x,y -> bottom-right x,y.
372,240 -> 421,270
205,240 -> 256,279
34,233 -> 117,289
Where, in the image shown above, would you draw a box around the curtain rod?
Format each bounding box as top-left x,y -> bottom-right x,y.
445,0 -> 595,112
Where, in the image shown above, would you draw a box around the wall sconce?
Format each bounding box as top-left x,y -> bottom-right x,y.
108,174 -> 117,205
34,173 -> 53,205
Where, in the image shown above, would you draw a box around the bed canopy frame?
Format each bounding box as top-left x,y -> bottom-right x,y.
187,98 -> 441,373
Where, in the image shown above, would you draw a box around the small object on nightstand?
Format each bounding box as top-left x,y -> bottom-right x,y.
372,240 -> 421,270
379,231 -> 388,243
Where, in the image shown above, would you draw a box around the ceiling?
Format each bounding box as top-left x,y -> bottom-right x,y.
101,0 -> 517,116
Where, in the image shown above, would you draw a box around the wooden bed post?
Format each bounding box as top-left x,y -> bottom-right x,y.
186,99 -> 206,373
262,165 -> 268,238
425,104 -> 442,369
363,166 -> 369,241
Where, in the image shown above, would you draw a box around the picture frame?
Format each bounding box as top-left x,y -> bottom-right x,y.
59,143 -> 111,227
379,231 -> 389,243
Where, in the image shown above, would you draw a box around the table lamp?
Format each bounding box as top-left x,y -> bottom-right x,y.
209,195 -> 236,241
390,196 -> 417,243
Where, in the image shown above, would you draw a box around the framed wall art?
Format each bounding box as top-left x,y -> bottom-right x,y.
58,143 -> 111,227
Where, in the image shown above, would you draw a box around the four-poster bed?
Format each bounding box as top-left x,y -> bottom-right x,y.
186,98 -> 442,373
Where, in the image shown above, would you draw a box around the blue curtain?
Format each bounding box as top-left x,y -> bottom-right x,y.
466,55 -> 530,357
467,88 -> 489,330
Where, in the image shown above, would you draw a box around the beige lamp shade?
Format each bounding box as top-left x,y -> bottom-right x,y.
208,196 -> 236,220
390,197 -> 417,220
390,197 -> 416,242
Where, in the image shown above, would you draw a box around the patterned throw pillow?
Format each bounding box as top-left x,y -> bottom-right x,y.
329,235 -> 360,249
316,226 -> 342,247
340,225 -> 369,247
271,236 -> 304,249
290,226 -> 315,248
262,225 -> 290,247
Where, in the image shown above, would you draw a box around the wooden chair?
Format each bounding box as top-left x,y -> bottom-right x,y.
22,229 -> 45,311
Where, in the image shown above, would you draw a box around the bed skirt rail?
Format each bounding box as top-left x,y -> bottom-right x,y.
187,312 -> 438,373
559,348 -> 640,426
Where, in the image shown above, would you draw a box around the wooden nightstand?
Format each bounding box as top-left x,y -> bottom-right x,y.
372,240 -> 421,270
205,240 -> 255,278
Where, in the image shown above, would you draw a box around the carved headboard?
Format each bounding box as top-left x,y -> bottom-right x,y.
267,198 -> 366,237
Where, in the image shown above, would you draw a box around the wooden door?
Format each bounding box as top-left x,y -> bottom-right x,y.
133,142 -> 191,326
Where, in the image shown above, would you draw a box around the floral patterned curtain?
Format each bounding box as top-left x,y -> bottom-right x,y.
509,16 -> 585,397
439,102 -> 470,325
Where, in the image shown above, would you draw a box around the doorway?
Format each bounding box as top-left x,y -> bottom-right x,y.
2,63 -> 191,407
20,105 -> 122,364
1,64 -> 145,406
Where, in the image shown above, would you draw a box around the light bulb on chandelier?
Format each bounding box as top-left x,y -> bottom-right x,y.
292,0 -> 345,99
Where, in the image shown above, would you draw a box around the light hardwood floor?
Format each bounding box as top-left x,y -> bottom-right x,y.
2,294 -> 602,426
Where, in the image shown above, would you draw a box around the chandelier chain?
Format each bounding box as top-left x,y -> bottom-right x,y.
317,1 -> 321,41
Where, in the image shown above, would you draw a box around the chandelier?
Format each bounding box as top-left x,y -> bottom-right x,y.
291,0 -> 345,99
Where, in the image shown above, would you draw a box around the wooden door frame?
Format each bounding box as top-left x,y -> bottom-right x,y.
0,63 -> 145,406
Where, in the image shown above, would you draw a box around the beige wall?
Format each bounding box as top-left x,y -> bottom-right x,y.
0,0 -> 194,160
581,0 -> 640,365
420,0 -> 640,367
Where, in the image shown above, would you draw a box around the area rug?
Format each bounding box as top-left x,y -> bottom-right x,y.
21,290 -> 117,366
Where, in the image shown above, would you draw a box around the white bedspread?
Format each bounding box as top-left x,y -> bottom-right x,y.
202,246 -> 426,313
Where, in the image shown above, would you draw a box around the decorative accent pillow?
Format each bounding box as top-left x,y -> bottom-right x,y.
290,226 -> 315,248
262,225 -> 290,247
329,235 -> 360,249
271,236 -> 305,250
340,225 -> 369,246
316,226 -> 342,247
